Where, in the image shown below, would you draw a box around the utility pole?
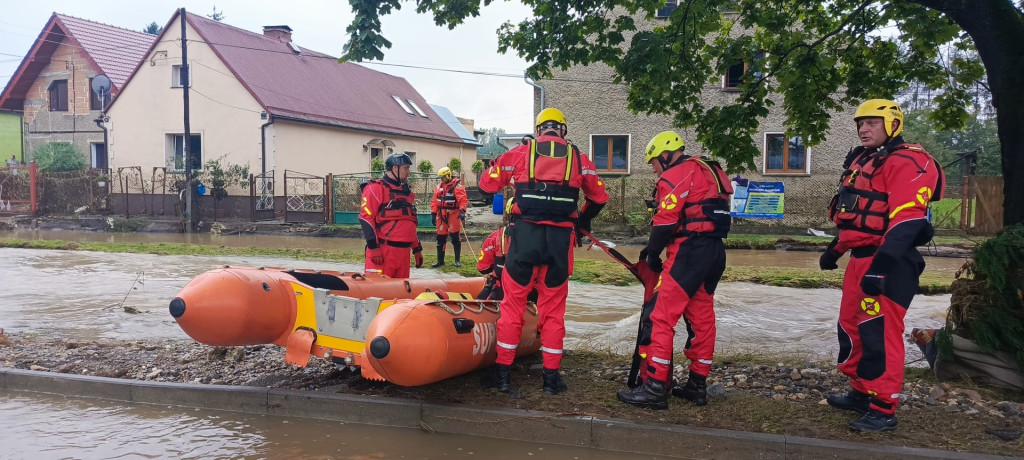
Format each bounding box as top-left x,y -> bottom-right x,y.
180,7 -> 194,233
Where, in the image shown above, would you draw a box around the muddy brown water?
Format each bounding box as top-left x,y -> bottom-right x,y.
0,230 -> 956,457
0,390 -> 652,459
0,230 -> 956,360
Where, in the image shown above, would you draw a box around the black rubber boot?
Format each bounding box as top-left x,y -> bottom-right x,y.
617,378 -> 669,410
495,364 -> 512,393
431,247 -> 445,268
671,370 -> 708,406
849,409 -> 898,432
542,368 -> 568,395
826,389 -> 870,415
452,236 -> 462,267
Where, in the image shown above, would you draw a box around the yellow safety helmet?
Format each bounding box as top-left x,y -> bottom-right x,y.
854,99 -> 904,138
437,166 -> 453,180
645,131 -> 685,163
535,108 -> 567,128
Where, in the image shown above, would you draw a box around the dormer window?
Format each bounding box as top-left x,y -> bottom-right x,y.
393,96 -> 414,115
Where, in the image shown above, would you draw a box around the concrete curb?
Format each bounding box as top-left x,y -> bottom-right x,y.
0,367 -> 1005,459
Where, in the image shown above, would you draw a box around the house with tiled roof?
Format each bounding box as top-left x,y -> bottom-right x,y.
0,13 -> 155,168
106,10 -> 480,217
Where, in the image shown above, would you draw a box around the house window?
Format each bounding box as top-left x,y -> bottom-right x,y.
90,143 -> 108,169
171,64 -> 191,88
404,151 -> 417,167
591,135 -> 629,173
89,78 -> 104,111
724,52 -> 765,89
168,134 -> 202,171
406,99 -> 428,118
764,133 -> 808,174
392,96 -> 414,115
656,1 -> 678,17
48,80 -> 68,111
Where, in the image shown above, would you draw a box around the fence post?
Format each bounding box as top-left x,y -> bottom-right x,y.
325,174 -> 333,224
28,161 -> 37,215
619,176 -> 626,225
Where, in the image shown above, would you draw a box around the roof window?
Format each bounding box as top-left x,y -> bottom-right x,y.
392,96 -> 414,115
406,99 -> 428,118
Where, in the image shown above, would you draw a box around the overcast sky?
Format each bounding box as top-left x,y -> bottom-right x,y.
0,0 -> 537,133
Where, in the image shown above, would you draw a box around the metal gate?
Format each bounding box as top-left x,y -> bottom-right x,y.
250,170 -> 276,221
283,169 -> 326,223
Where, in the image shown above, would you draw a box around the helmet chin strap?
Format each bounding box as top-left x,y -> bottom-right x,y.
658,150 -> 687,170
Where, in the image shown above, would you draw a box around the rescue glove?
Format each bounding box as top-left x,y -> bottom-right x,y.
459,210 -> 466,222
860,252 -> 895,296
368,247 -> 384,266
430,212 -> 437,227
413,242 -> 424,268
819,238 -> 842,271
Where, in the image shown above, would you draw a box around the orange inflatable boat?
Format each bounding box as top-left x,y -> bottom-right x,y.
169,266 -> 540,385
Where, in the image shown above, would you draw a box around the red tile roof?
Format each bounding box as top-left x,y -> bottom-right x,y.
0,13 -> 155,111
180,12 -> 462,143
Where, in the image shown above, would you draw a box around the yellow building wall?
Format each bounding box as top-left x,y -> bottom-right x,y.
105,20 -> 265,191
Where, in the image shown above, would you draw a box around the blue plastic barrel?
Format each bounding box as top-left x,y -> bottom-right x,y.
492,193 -> 504,215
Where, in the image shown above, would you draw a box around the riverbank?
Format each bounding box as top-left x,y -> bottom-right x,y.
1,332 -> 1021,457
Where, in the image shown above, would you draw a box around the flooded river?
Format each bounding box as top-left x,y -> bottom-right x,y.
0,229 -> 957,457
0,229 -> 957,360
0,390 -> 650,459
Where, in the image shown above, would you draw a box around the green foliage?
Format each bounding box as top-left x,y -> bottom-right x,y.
341,0 -> 1024,225
370,157 -> 386,172
477,127 -> 509,156
902,108 -> 1001,176
201,157 -> 250,201
944,224 -> 1024,369
33,142 -> 86,172
142,22 -> 162,35
108,217 -> 149,233
447,157 -> 462,174
471,160 -> 484,175
417,159 -> 433,173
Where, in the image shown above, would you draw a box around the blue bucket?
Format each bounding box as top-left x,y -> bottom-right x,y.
492,193 -> 504,215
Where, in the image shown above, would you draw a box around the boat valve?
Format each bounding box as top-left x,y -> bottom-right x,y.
344,353 -> 355,365
323,349 -> 332,359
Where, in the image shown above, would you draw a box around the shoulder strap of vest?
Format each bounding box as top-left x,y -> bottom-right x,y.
689,157 -> 728,195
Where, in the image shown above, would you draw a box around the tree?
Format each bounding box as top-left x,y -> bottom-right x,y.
341,0 -> 1024,227
207,6 -> 225,22
477,126 -> 509,157
142,22 -> 163,35
902,108 -> 1001,176
32,142 -> 86,172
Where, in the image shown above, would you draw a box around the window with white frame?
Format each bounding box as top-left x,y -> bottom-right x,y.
90,143 -> 108,169
724,52 -> 765,89
168,134 -> 202,171
406,99 -> 428,118
171,64 -> 191,88
764,133 -> 808,174
656,1 -> 678,17
591,134 -> 629,173
392,96 -> 414,115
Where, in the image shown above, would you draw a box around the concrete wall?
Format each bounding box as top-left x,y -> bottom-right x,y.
20,38 -> 104,161
105,20 -> 265,192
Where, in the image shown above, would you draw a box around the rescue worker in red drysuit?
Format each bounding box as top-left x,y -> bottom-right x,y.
476,198 -> 514,300
359,153 -> 424,278
617,131 -> 733,410
430,166 -> 469,267
820,99 -> 945,432
478,108 -> 609,395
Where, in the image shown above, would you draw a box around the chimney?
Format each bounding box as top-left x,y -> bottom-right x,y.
263,25 -> 293,43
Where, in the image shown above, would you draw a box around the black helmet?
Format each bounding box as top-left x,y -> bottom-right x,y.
385,152 -> 413,169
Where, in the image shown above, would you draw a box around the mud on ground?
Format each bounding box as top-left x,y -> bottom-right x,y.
2,333 -> 1023,457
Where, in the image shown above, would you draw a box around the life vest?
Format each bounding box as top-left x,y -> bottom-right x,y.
513,139 -> 583,221
367,179 -> 417,227
829,144 -> 944,236
675,157 -> 733,238
435,179 -> 462,210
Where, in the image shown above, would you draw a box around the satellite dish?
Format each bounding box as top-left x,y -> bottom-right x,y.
91,74 -> 112,97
